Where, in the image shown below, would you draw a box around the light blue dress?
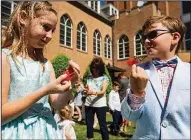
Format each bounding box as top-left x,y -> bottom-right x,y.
2,49 -> 62,139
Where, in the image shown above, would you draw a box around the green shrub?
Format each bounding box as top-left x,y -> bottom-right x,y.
51,54 -> 76,96
51,54 -> 70,78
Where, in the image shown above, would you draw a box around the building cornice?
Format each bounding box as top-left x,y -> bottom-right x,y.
68,1 -> 113,26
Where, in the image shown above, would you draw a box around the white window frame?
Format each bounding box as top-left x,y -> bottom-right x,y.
117,35 -> 129,60
181,1 -> 191,51
60,14 -> 73,48
88,1 -> 100,13
93,30 -> 102,56
1,1 -> 18,27
104,35 -> 112,59
77,22 -> 87,52
184,22 -> 191,51
134,31 -> 147,57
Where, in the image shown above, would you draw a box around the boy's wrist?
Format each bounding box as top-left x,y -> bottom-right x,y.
131,89 -> 145,97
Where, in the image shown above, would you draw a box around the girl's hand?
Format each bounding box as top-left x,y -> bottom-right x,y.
46,74 -> 72,94
130,64 -> 148,97
68,60 -> 80,84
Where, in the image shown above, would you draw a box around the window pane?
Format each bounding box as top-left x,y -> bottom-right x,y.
1,1 -> 11,26
119,53 -> 123,58
66,41 -> 71,46
185,22 -> 191,40
182,1 -> 191,14
186,40 -> 191,50
82,46 -> 86,51
93,49 -> 96,54
2,1 -> 11,8
136,51 -> 141,55
66,20 -> 71,26
136,45 -> 141,51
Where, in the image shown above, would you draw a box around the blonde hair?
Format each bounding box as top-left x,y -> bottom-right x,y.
58,105 -> 73,121
142,15 -> 186,53
2,1 -> 57,70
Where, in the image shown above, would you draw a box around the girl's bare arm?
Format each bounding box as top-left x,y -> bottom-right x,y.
2,52 -> 48,125
2,52 -> 71,125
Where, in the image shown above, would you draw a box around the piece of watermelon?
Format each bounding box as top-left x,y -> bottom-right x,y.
126,58 -> 138,66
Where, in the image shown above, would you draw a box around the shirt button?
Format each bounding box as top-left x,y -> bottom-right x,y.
162,121 -> 168,128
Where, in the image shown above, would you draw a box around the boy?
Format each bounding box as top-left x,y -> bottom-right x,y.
108,81 -> 122,136
121,15 -> 190,139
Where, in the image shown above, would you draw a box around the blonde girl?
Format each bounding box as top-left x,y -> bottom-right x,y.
2,1 -> 80,139
57,105 -> 77,140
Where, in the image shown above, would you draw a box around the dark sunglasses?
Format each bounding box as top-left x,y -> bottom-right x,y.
141,29 -> 171,43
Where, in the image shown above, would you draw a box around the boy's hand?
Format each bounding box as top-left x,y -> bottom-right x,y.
130,64 -> 148,97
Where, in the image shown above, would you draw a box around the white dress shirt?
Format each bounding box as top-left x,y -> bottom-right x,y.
108,90 -> 121,111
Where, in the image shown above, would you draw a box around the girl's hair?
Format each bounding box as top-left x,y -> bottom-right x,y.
58,105 -> 73,121
142,15 -> 186,53
2,1 -> 57,70
90,57 -> 105,76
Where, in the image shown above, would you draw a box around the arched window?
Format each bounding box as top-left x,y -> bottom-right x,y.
60,14 -> 72,47
104,35 -> 112,59
118,35 -> 129,59
1,1 -> 19,26
93,30 -> 101,56
134,30 -> 147,56
77,22 -> 87,52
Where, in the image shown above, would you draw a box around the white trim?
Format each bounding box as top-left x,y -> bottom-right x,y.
1,1 -> 18,26
77,22 -> 87,52
117,35 -> 129,60
104,35 -> 112,59
181,1 -> 191,50
134,31 -> 147,57
93,30 -> 102,56
60,15 -> 73,47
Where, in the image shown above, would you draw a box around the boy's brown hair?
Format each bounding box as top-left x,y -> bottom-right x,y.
113,81 -> 121,88
58,104 -> 73,121
142,15 -> 187,53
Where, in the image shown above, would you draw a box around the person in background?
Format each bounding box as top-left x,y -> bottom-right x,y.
2,1 -> 80,139
121,15 -> 190,139
108,81 -> 121,136
84,57 -> 109,140
118,72 -> 130,102
57,104 -> 76,140
117,72 -> 130,132
74,78 -> 84,122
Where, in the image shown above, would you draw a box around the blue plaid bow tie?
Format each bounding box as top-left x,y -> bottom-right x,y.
152,58 -> 178,69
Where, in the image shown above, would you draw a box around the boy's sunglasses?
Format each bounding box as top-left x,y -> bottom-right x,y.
141,29 -> 171,43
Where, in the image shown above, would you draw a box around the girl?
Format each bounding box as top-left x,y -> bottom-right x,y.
2,1 -> 80,139
57,104 -> 77,140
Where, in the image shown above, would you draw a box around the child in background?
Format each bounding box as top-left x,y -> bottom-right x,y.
74,79 -> 84,121
2,1 -> 80,139
108,81 -> 121,136
57,104 -> 76,140
120,88 -> 130,132
121,15 -> 190,139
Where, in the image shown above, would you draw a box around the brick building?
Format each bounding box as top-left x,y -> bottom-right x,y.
1,1 -> 190,78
